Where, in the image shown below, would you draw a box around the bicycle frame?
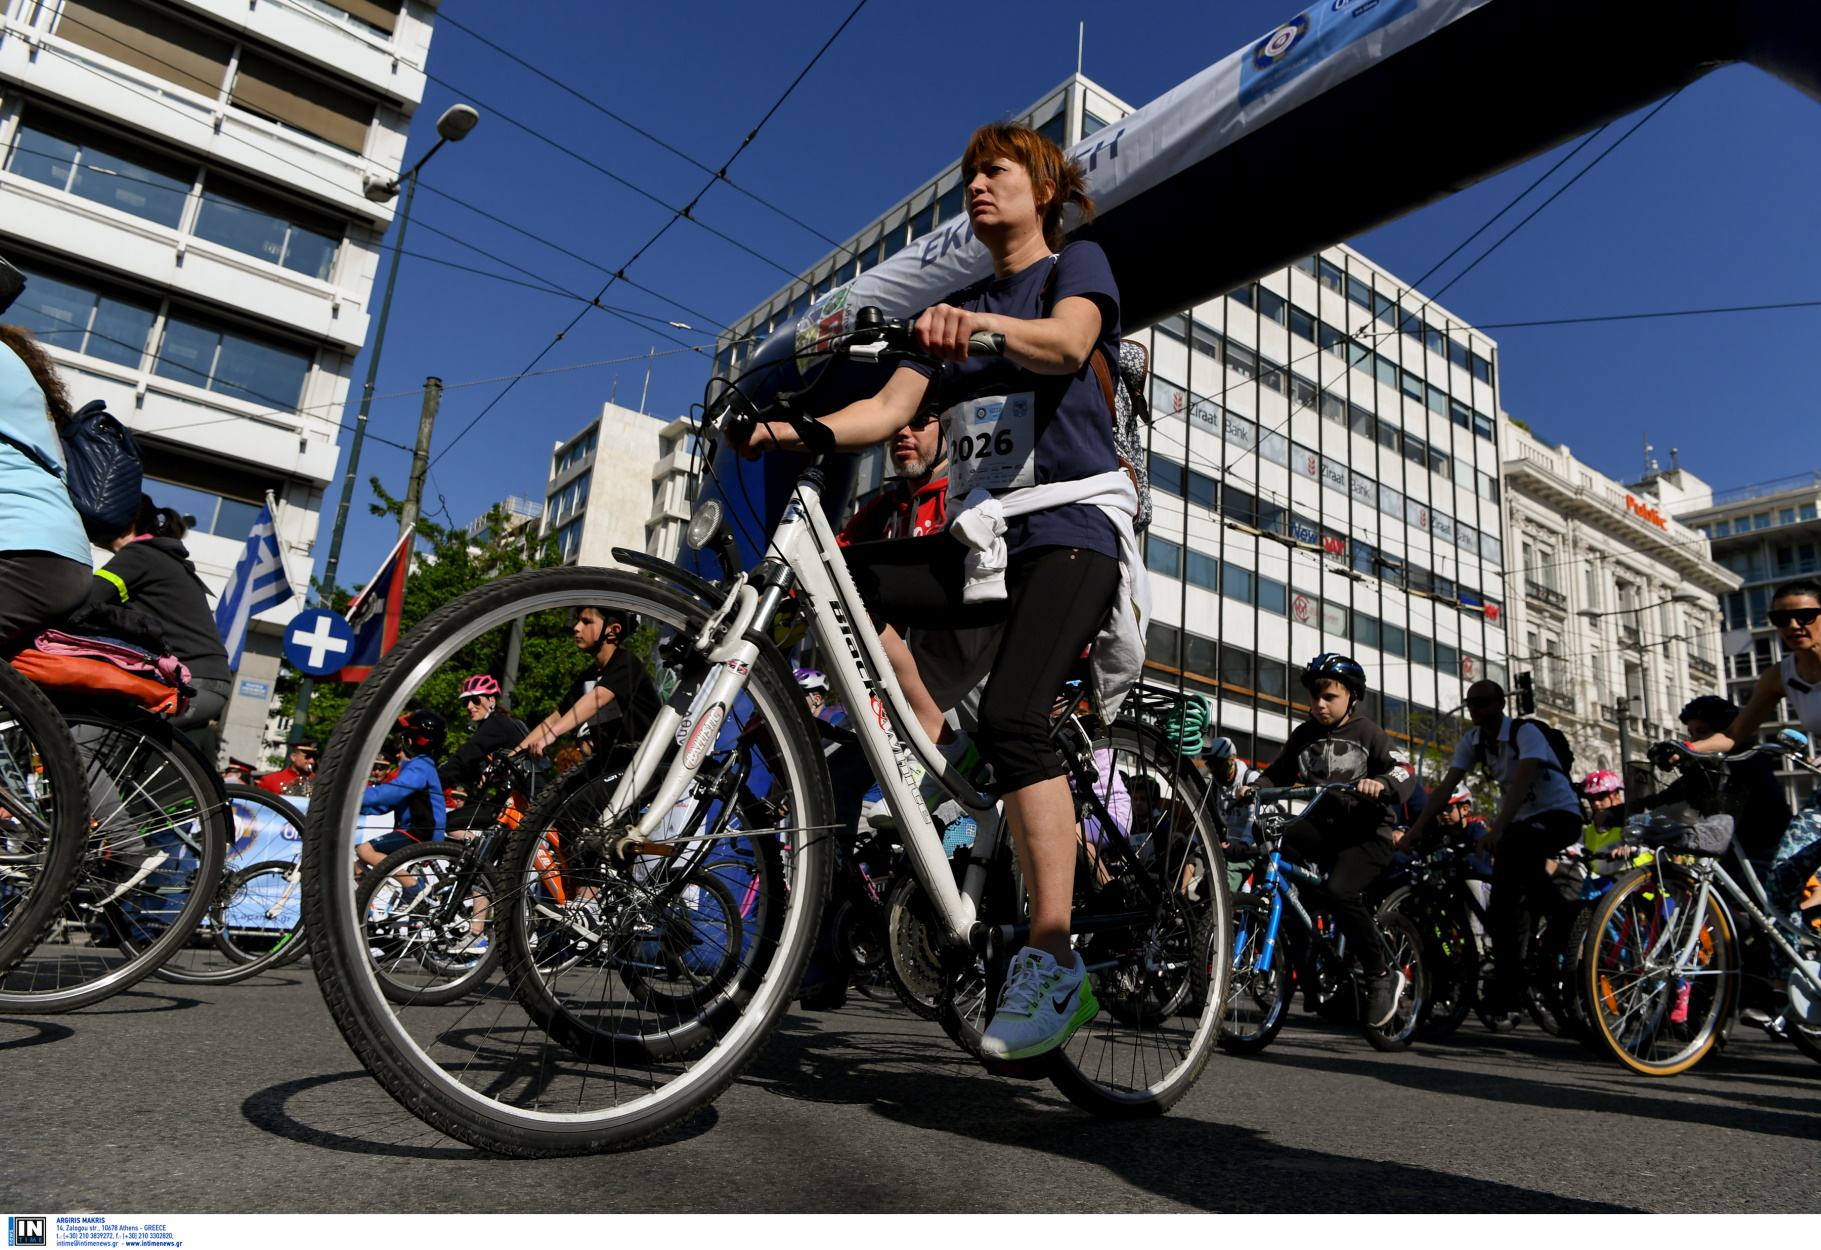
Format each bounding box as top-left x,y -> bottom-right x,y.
600,466 -> 1002,948
1673,852 -> 1821,1002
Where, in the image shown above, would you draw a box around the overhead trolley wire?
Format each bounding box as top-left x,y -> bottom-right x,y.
429,0 -> 872,468
436,12 -> 851,257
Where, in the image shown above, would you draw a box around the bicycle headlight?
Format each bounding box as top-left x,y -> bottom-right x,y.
685,499 -> 726,552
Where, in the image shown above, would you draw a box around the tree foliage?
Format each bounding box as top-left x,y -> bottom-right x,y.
272,479 -> 587,764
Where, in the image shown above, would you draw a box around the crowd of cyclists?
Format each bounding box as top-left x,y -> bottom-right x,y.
3,119 -> 1819,1105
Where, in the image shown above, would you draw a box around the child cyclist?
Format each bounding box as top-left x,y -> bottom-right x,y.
355,710 -> 450,872
1242,653 -> 1414,1026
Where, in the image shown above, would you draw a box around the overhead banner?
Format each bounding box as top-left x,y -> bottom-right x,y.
745,0 -> 1493,390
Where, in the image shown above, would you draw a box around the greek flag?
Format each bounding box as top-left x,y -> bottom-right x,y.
214,496 -> 293,671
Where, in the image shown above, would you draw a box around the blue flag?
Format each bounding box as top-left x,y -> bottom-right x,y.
215,498 -> 293,671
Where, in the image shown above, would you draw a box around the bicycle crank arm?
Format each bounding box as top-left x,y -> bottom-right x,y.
985,910 -> 1155,949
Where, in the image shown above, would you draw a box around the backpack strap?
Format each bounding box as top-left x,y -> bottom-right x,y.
0,428 -> 64,480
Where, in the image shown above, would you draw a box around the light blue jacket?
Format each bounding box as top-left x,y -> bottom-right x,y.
0,344 -> 91,566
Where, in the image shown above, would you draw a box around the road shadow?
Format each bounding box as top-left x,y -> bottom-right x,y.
1255,1036 -> 1821,1143
241,1070 -> 719,1159
76,988 -> 208,1016
748,1006 -> 1634,1213
0,1018 -> 75,1051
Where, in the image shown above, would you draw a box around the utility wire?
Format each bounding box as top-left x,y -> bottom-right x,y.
415,182 -> 732,329
1476,298 -> 1821,330
420,70 -> 800,279
429,0 -> 871,468
436,12 -> 850,256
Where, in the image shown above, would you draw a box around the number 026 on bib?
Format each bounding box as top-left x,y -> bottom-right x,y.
943,392 -> 1036,497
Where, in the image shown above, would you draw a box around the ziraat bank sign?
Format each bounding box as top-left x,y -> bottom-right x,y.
1625,495 -> 1668,530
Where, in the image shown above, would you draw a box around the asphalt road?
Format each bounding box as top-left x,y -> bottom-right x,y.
2,965 -> 1818,1214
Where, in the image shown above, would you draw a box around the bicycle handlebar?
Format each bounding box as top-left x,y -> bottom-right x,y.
709,308 -> 1003,450
1249,782 -> 1353,806
1647,737 -> 1808,771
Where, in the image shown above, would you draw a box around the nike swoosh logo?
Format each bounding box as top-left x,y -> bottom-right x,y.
1052,990 -> 1074,1013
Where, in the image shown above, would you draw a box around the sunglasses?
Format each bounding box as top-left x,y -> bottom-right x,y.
906,412 -> 941,431
1769,607 -> 1821,628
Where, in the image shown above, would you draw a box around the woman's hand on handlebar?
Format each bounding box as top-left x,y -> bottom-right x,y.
916,303 -> 994,363
726,418 -> 781,461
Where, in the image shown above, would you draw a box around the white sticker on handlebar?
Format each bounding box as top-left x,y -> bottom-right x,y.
943,392 -> 1035,502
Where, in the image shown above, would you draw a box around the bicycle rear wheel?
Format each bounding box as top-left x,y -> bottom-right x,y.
0,701 -> 225,1012
302,568 -> 832,1156
1047,719 -> 1231,1117
1581,864 -> 1738,1076
0,659 -> 87,978
162,785 -> 307,983
356,842 -> 501,1007
1218,894 -> 1291,1055
1360,910 -> 1428,1052
1385,882 -> 1474,1040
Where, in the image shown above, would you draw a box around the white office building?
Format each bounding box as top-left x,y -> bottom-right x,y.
1501,427 -> 1735,776
1665,469 -> 1821,804
0,0 -> 442,764
541,402 -> 700,570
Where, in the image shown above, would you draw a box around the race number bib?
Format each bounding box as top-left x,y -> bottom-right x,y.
942,392 -> 1036,502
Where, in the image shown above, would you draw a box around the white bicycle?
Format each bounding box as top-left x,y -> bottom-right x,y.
302,311 -> 1232,1155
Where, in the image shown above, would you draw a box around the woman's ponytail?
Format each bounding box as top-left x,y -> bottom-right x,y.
134,493 -> 188,540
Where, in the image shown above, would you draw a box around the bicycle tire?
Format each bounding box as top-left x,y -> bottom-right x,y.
615,868 -> 744,1012
1218,894 -> 1291,1055
0,658 -> 88,978
210,859 -> 307,976
302,566 -> 832,1157
1581,864 -> 1738,1077
0,700 -> 226,1012
1360,910 -> 1428,1053
1025,719 -> 1230,1118
1383,882 -> 1475,1041
355,842 -> 501,1007
160,786 -> 307,984
1790,1018 -> 1821,1067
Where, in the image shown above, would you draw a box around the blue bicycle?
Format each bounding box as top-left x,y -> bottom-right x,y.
1220,784 -> 1428,1055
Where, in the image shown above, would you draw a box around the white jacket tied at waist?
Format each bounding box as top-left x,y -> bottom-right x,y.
905,470 -> 1151,721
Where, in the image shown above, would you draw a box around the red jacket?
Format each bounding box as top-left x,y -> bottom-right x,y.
256,766 -> 309,795
838,474 -> 948,546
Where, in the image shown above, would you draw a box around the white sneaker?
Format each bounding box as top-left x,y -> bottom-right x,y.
979,947 -> 1099,1060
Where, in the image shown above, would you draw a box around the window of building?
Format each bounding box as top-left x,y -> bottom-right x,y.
194,175 -> 341,280
302,0 -> 402,35
1256,286 -> 1286,325
1220,645 -> 1255,691
143,476 -> 260,538
1258,575 -> 1287,616
936,182 -> 964,225
1145,535 -> 1182,579
1146,621 -> 1180,668
1035,108 -> 1066,147
1381,622 -> 1407,657
1318,259 -> 1344,293
1082,110 -> 1108,137
1186,550 -> 1218,592
1221,562 -> 1254,604
1354,612 -> 1380,650
57,0 -> 234,100
1346,275 -> 1371,309
6,114 -> 192,229
1411,634 -> 1434,667
7,261 -> 156,368
154,314 -> 313,408
231,51 -> 376,153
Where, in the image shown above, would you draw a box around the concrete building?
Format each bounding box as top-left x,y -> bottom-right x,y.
716,74 -> 1512,766
1501,426 -> 1735,777
0,0 -> 442,765
541,401 -> 671,568
1665,468 -> 1821,804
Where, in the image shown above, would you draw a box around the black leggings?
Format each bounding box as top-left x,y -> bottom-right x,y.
1486,809 -> 1583,993
0,551 -> 90,648
1281,821 -> 1395,977
843,534 -> 1119,792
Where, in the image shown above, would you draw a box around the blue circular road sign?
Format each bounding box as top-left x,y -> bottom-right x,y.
283,609 -> 357,677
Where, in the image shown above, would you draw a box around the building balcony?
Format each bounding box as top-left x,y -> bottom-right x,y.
1525,580 -> 1567,610
1689,655 -> 1717,678
1535,683 -> 1575,715
1620,623 -> 1641,649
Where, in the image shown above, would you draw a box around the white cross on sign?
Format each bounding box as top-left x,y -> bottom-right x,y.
293,615 -> 350,670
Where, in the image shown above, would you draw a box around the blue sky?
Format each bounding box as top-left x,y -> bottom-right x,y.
328,0 -> 1821,584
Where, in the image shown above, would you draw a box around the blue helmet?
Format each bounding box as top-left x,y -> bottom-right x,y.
1301,652 -> 1367,700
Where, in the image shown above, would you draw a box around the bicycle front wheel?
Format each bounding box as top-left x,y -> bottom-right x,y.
1582,865 -> 1738,1077
0,659 -> 88,978
1218,894 -> 1291,1055
303,567 -> 833,1156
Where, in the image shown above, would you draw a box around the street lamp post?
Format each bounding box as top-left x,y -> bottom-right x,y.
1578,591 -> 1706,771
291,104 -> 479,742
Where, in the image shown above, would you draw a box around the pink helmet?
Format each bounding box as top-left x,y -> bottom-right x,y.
1582,769 -> 1623,797
459,674 -> 501,701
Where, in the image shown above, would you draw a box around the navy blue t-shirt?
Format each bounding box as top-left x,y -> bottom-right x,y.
902,240 -> 1122,560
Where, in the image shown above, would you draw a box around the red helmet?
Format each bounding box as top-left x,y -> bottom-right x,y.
459,674 -> 501,701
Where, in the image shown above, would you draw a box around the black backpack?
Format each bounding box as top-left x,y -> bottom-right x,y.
1478,716 -> 1575,779
0,398 -> 143,541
